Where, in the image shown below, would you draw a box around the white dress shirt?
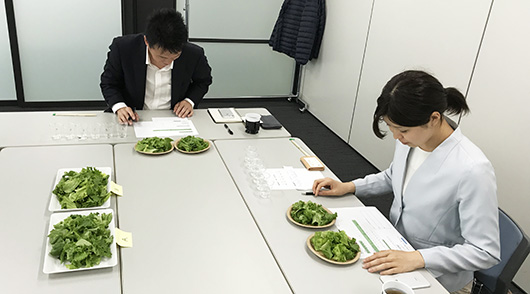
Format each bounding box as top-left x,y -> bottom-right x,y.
111,47 -> 194,113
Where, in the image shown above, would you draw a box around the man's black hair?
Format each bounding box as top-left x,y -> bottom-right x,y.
145,8 -> 188,53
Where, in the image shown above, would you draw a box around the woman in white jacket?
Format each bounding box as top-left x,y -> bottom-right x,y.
313,70 -> 500,293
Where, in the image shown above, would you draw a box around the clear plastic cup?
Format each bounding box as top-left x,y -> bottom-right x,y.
49,122 -> 63,140
117,123 -> 127,138
65,123 -> 76,140
90,123 -> 101,140
254,178 -> 271,199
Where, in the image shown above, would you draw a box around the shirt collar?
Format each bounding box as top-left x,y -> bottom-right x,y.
145,45 -> 174,70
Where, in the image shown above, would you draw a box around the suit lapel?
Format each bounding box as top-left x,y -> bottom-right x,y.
134,44 -> 147,109
171,58 -> 185,103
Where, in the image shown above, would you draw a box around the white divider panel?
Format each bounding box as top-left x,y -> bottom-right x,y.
13,0 -> 121,102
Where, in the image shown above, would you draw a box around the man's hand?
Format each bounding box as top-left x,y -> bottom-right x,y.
116,107 -> 139,125
312,177 -> 356,196
173,100 -> 193,118
362,250 -> 425,275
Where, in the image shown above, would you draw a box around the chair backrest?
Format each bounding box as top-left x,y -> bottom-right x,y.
474,209 -> 530,294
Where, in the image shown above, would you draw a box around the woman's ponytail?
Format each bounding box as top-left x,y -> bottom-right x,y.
444,87 -> 470,116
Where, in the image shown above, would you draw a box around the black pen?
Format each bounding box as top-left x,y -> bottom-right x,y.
128,107 -> 137,122
301,191 -> 314,195
224,124 -> 233,135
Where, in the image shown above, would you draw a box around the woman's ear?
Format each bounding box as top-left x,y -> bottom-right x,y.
430,111 -> 442,126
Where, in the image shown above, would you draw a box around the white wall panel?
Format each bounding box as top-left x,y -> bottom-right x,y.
461,0 -> 530,289
300,0 -> 374,140
187,0 -> 284,39
13,0 -> 121,102
0,2 -> 16,100
349,0 -> 491,169
197,43 -> 295,97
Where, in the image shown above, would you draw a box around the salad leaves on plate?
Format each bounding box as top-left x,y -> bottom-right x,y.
53,167 -> 110,209
290,200 -> 337,226
135,137 -> 173,153
48,212 -> 113,269
311,231 -> 360,262
177,136 -> 209,152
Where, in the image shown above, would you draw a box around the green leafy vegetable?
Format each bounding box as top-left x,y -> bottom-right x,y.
290,200 -> 337,226
135,137 -> 173,153
311,231 -> 360,262
53,167 -> 110,209
177,136 -> 209,152
48,212 -> 114,269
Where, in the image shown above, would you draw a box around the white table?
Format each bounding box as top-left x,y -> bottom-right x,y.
214,138 -> 449,293
0,145 -> 120,294
113,143 -> 291,293
0,109 -> 290,148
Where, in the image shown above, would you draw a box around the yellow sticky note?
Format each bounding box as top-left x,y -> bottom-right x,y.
115,228 -> 133,248
110,181 -> 123,196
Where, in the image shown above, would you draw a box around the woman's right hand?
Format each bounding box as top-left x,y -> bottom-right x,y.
312,177 -> 356,196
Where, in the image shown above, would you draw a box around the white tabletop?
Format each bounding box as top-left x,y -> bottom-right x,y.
113,143 -> 291,293
0,108 -> 290,148
214,138 -> 449,294
0,145 -> 120,294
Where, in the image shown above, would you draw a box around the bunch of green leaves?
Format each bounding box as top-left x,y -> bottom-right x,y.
135,137 -> 173,153
53,167 -> 111,209
310,230 -> 360,262
177,136 -> 209,152
48,212 -> 114,269
290,200 -> 337,226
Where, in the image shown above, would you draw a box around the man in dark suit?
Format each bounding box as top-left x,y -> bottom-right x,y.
100,8 -> 212,124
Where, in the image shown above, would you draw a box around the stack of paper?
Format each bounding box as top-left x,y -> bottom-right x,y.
208,108 -> 242,123
133,117 -> 198,138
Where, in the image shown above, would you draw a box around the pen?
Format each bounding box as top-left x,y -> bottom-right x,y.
128,107 -> 136,122
301,191 -> 314,195
224,124 -> 233,135
52,113 -> 97,117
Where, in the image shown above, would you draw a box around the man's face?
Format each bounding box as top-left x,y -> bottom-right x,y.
144,37 -> 181,69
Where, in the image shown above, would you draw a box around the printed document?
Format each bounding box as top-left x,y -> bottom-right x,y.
329,206 -> 415,259
265,166 -> 323,190
133,117 -> 198,138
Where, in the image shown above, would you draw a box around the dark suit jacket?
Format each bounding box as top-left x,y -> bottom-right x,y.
100,34 -> 212,111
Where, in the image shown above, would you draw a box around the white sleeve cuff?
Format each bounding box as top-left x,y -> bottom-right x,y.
184,98 -> 195,108
112,102 -> 128,113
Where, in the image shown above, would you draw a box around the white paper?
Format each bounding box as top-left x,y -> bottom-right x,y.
133,117 -> 198,138
380,272 -> 431,289
265,166 -> 323,190
330,206 -> 415,259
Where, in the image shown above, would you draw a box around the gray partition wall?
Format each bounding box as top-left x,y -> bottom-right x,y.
182,0 -> 297,98
0,2 -> 16,101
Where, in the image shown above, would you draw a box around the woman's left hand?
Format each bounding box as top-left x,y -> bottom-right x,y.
362,250 -> 425,275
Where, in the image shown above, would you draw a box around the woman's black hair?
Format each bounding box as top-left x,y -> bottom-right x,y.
145,8 -> 188,53
372,70 -> 470,139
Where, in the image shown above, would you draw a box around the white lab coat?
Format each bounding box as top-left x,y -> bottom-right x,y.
353,127 -> 500,292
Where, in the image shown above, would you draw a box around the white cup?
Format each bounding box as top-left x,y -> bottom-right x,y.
382,280 -> 415,294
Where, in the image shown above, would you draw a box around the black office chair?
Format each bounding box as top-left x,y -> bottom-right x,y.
472,209 -> 530,294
